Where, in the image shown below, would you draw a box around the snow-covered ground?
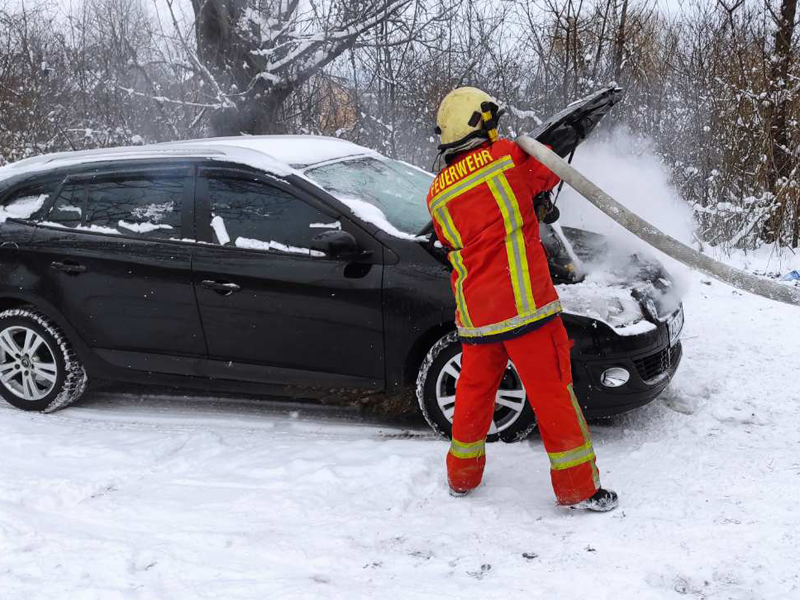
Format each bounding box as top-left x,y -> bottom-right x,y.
1,257 -> 798,600
2,130 -> 798,598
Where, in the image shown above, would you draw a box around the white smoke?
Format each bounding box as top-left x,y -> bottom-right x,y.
556,128 -> 696,247
555,128 -> 696,296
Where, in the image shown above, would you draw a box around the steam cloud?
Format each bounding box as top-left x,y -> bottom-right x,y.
556,128 -> 696,247
555,128 -> 696,296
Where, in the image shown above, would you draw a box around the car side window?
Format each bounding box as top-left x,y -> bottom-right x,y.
206,176 -> 327,257
0,181 -> 56,222
46,175 -> 185,239
47,183 -> 84,227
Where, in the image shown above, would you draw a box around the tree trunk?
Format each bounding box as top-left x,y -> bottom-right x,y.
191,0 -> 310,135
794,196 -> 800,247
613,0 -> 628,83
192,0 -> 257,135
209,87 -> 293,136
763,0 -> 798,244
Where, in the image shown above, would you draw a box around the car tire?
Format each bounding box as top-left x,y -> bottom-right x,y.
0,308 -> 88,412
416,331 -> 537,443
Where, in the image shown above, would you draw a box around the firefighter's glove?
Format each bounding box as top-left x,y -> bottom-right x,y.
534,192 -> 560,224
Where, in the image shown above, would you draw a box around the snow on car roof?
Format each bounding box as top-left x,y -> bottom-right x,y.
0,145 -> 296,184
0,135 -> 408,239
0,135 -> 375,184
0,147 -> 222,178
168,135 -> 377,167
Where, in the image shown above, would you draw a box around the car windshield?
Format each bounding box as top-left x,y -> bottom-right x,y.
305,156 -> 433,235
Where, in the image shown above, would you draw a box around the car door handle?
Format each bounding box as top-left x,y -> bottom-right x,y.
201,280 -> 241,296
51,261 -> 87,274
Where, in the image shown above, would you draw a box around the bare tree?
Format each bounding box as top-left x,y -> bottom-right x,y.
2,0 -> 799,251
613,0 -> 628,82
762,0 -> 799,243
190,0 -> 414,135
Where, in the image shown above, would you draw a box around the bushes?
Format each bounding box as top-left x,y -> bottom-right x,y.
1,0 -> 798,249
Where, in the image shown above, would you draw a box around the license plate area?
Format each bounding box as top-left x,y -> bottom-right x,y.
667,307 -> 684,347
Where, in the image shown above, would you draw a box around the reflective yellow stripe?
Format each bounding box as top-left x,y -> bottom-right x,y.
567,383 -> 600,487
457,300 -> 562,338
498,174 -> 535,309
488,173 -> 536,316
449,437 -> 486,459
434,205 -> 463,250
548,441 -> 596,470
449,250 -> 473,328
548,441 -> 593,461
430,156 -> 514,212
432,206 -> 472,328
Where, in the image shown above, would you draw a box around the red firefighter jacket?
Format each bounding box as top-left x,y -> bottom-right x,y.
426,138 -> 562,343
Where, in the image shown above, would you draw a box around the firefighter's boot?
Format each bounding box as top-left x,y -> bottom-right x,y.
568,488 -> 619,512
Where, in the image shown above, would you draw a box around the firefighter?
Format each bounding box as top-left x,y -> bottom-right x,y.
427,87 -> 618,511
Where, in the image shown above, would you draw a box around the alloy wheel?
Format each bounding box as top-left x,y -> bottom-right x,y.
434,353 -> 529,435
0,326 -> 59,402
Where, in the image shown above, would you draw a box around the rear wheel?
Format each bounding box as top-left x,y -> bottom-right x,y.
416,331 -> 537,442
0,308 -> 87,412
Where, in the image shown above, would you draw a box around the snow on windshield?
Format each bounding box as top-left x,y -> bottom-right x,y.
305,157 -> 432,239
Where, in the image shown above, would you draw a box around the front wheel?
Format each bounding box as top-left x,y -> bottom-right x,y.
415,331 -> 537,442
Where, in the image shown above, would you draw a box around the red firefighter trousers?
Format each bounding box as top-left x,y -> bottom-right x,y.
447,316 -> 601,505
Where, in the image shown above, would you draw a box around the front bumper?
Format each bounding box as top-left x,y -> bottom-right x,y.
560,300 -> 684,419
572,342 -> 683,418
573,340 -> 682,418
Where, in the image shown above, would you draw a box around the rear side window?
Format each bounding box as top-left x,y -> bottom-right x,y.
0,181 -> 55,223
45,174 -> 185,239
206,176 -> 327,256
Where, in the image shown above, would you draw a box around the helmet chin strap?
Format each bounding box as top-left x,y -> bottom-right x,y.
439,136 -> 489,165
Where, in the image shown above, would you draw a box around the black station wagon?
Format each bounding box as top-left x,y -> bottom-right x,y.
0,87 -> 683,441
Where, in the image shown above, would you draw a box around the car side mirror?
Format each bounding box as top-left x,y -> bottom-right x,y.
310,230 -> 361,260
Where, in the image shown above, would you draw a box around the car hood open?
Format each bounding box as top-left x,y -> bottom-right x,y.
530,86 -> 624,158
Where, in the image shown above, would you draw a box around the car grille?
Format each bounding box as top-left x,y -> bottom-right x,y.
633,342 -> 682,383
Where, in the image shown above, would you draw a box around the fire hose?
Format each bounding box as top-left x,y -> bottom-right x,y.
516,135 -> 800,307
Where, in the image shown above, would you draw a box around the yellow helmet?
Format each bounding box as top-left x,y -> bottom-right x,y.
435,87 -> 503,151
